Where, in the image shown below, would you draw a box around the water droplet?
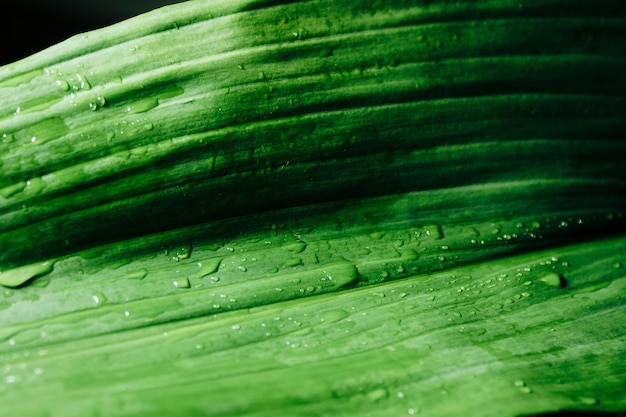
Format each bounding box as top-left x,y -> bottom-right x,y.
284,241 -> 307,253
18,117 -> 69,146
24,177 -> 47,196
55,79 -> 70,91
69,73 -> 91,91
91,292 -> 107,305
320,309 -> 349,323
231,324 -> 241,330
88,96 -> 106,111
0,181 -> 26,199
282,257 -> 303,268
123,85 -> 184,114
424,223 -> 443,239
538,273 -> 565,288
367,387 -> 389,402
0,261 -> 55,288
172,245 -> 192,261
173,277 -> 190,288
578,396 -> 599,405
198,258 -> 221,277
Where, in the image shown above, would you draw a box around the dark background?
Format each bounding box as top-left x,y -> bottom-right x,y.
2,0 -> 185,65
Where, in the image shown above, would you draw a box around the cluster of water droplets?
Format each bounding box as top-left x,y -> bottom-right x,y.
46,67 -> 110,113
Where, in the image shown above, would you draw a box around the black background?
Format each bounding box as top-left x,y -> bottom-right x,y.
2,1 -> 185,65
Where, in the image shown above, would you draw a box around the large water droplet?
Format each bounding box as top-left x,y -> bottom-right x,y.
55,79 -> 70,91
283,241 -> 307,253
123,85 -> 184,114
0,181 -> 26,199
538,273 -> 565,288
319,309 -> 349,323
18,117 -> 69,146
424,223 -> 443,239
0,261 -> 55,288
282,257 -> 303,268
198,258 -> 221,278
173,277 -> 191,288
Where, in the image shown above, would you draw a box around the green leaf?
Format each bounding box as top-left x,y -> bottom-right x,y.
0,0 -> 625,416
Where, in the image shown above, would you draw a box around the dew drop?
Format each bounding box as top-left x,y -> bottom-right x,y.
174,245 -> 192,261
320,309 -> 349,323
282,257 -> 303,268
91,292 -> 107,305
424,223 -> 443,239
284,241 -> 307,253
367,387 -> 389,402
578,396 -> 599,405
88,96 -> 106,111
538,273 -> 565,288
0,261 -> 55,288
71,73 -> 91,91
55,79 -> 70,91
173,277 -> 191,288
198,258 -> 221,277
